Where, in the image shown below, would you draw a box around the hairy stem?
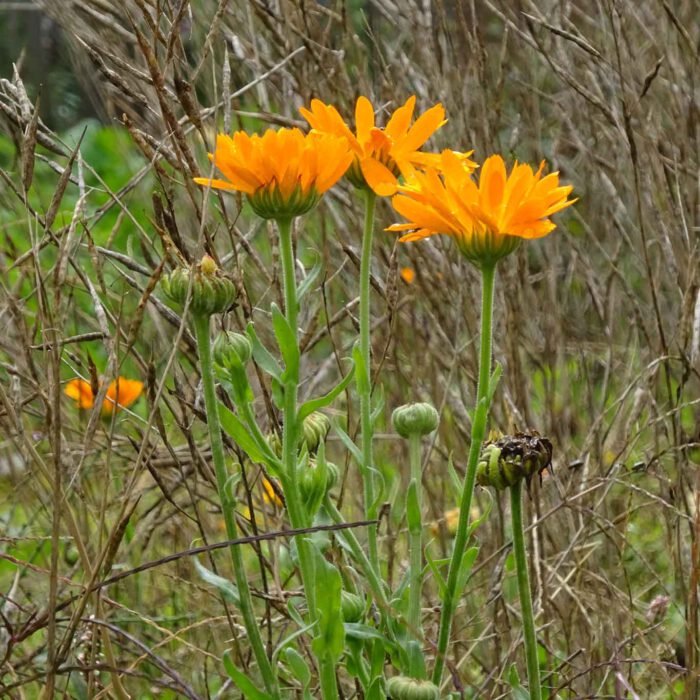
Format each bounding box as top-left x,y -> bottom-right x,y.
359,189 -> 380,575
432,263 -> 496,685
277,217 -> 338,700
408,432 -> 425,677
511,480 -> 542,700
193,314 -> 278,697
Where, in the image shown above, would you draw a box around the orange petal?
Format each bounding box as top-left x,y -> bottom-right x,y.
360,158 -> 398,196
400,103 -> 446,152
479,155 -> 507,211
103,378 -> 143,415
385,96 -> 416,138
64,379 -> 95,409
355,96 -> 376,145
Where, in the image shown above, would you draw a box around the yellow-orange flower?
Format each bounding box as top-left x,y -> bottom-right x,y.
388,151 -> 576,266
300,96 -> 475,197
262,477 -> 284,508
194,128 -> 353,219
65,377 -> 143,416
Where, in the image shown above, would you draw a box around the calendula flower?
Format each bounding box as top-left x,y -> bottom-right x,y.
300,95 -> 476,197
65,377 -> 143,416
194,128 -> 353,220
388,151 -> 576,267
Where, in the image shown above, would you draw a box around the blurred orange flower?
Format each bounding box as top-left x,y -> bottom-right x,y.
301,96 -> 475,197
400,267 -> 415,284
65,378 -> 143,416
194,128 -> 352,219
388,152 -> 576,266
262,477 -> 284,508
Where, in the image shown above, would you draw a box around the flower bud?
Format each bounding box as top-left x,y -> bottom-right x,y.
386,676 -> 440,700
299,456 -> 331,513
213,331 -> 252,368
161,255 -> 236,317
476,431 -> 553,490
302,411 -> 330,453
392,402 -> 439,439
340,591 -> 365,623
266,431 -> 282,458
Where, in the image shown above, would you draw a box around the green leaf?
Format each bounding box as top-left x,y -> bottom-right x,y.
273,622 -> 315,665
370,384 -> 385,426
297,251 -> 323,299
298,363 -> 355,421
223,651 -> 274,700
424,546 -> 447,597
218,402 -> 272,465
246,323 -> 282,381
194,559 -> 239,605
271,303 -> 300,380
467,489 -> 493,537
344,623 -> 385,641
447,452 -> 462,493
282,647 -> 311,688
455,545 -> 480,595
334,423 -> 363,465
310,545 -> 345,663
487,362 -> 503,403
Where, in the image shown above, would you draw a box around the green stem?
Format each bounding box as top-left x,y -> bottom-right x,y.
432,263 -> 496,686
193,314 -> 278,698
359,189 -> 379,575
408,433 -> 425,678
510,480 -> 542,700
277,217 -> 338,700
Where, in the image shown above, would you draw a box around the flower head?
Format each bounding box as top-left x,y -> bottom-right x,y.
194,128 -> 352,220
388,151 -> 576,267
65,377 -> 143,416
301,96 -> 475,197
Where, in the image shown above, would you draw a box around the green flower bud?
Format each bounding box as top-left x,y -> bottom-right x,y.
386,676 -> 440,700
476,431 -> 553,490
340,590 -> 365,623
299,456 -> 330,515
392,402 -> 439,439
63,544 -> 79,566
161,255 -> 236,317
302,411 -> 330,453
213,331 -> 252,368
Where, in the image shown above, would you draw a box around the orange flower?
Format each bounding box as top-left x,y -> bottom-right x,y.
194,128 -> 353,219
388,151 -> 576,266
300,95 -> 476,197
65,378 -> 143,416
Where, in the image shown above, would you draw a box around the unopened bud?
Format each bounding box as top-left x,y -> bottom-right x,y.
213,331 -> 252,368
340,591 -> 365,623
386,676 -> 439,700
392,402 -> 439,439
161,255 -> 236,317
302,411 -> 330,452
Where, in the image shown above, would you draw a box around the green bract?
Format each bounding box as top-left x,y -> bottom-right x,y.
161,255 -> 236,317
386,676 -> 440,700
392,402 -> 439,439
213,330 -> 253,368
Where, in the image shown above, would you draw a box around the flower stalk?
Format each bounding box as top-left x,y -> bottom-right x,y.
192,313 -> 279,698
359,188 -> 380,576
432,262 -> 496,685
407,431 -> 424,677
510,479 -> 542,700
276,217 -> 338,700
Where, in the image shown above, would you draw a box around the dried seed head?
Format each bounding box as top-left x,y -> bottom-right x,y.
476,431 -> 553,490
